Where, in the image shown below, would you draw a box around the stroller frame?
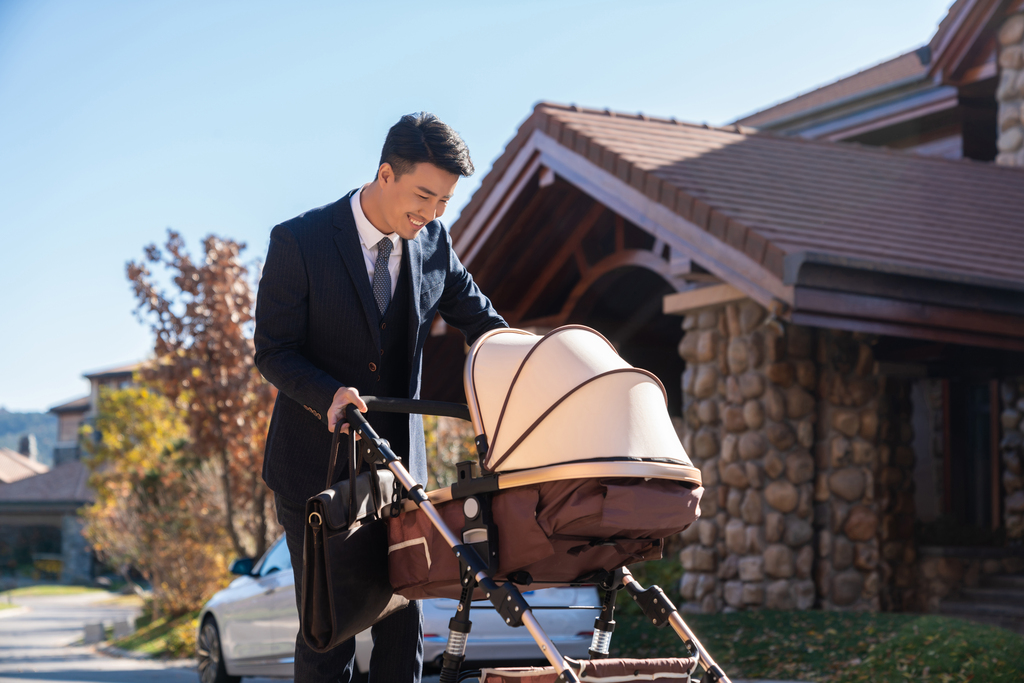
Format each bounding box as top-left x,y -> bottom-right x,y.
344,398 -> 732,683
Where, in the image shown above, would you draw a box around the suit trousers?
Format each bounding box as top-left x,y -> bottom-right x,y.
275,494 -> 423,683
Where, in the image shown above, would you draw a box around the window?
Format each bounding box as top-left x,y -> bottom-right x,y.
256,538 -> 292,577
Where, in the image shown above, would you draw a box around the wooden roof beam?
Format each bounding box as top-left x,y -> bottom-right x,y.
512,201 -> 607,321
663,283 -> 748,316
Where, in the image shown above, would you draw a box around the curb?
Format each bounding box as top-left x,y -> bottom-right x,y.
0,606 -> 30,619
95,644 -> 197,667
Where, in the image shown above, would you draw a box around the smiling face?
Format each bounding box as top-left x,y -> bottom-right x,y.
374,161 -> 459,240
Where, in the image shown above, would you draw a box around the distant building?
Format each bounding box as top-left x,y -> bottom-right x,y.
0,447 -> 48,484
0,362 -> 140,583
49,363 -> 138,466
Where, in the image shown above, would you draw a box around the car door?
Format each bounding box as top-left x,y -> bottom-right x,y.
263,537 -> 300,675
219,538 -> 292,670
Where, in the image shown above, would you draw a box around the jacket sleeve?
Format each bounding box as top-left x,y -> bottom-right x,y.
436,227 -> 508,345
254,223 -> 343,424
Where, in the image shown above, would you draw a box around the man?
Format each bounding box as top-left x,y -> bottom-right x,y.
254,112 -> 506,683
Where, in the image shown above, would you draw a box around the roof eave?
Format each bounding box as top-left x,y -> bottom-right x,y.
740,71 -> 937,133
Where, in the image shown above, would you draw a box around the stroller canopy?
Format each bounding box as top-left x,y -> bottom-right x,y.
465,325 -> 693,473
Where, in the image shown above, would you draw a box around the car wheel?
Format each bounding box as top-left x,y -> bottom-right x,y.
196,617 -> 240,683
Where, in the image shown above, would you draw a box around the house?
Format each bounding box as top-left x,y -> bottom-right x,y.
423,1 -> 1024,619
50,363 -> 138,466
0,362 -> 140,583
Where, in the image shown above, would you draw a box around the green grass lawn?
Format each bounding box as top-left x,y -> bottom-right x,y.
111,607 -> 199,659
0,601 -> 19,610
610,610 -> 1024,682
0,585 -> 106,598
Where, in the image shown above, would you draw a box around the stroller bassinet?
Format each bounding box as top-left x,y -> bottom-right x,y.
387,325 -> 703,599
341,325 -> 731,683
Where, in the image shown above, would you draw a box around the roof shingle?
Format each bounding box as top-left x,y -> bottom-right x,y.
527,103 -> 1024,287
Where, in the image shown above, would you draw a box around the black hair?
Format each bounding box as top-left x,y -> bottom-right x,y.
378,112 -> 474,179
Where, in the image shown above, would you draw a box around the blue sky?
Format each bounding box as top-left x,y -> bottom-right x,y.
0,0 -> 952,411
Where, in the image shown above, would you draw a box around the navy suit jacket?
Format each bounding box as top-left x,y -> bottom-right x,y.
254,189 -> 506,504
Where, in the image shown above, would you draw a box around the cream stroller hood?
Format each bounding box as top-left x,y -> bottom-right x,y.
465,325 -> 693,473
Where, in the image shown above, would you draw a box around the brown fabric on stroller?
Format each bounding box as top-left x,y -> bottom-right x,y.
388,477 -> 702,600
480,656 -> 698,682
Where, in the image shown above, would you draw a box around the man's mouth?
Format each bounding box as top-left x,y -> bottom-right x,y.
408,216 -> 425,228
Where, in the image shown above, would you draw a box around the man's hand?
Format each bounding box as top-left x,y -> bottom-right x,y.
328,386 -> 368,436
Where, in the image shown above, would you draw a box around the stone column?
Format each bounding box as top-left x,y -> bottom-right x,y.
677,302 -> 816,612
813,330 -> 886,611
877,378 -> 917,611
61,514 -> 93,584
996,11 -> 1024,166
1000,378 -> 1024,539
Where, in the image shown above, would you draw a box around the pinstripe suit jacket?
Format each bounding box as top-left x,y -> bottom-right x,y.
254,189 -> 505,504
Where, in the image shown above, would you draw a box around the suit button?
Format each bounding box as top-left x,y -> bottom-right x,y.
381,323 -> 386,329
369,362 -> 377,372
380,349 -> 384,355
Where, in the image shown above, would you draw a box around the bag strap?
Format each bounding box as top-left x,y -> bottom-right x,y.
349,427 -> 359,526
326,419 -> 343,491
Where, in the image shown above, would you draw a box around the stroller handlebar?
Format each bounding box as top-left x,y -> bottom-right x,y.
352,396 -> 472,422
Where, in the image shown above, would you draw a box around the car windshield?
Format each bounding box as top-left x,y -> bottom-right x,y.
252,537 -> 291,577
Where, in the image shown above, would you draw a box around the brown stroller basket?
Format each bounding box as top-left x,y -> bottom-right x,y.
345,326 -> 732,683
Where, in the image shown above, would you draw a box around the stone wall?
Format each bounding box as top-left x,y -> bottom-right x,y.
997,11 -> 1024,166
813,330 -> 890,611
917,552 -> 1024,611
1000,378 -> 1024,539
677,302 -> 816,612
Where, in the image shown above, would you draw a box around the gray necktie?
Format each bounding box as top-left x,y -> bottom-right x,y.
372,237 -> 393,316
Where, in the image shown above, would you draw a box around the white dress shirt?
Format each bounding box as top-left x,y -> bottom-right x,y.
351,184 -> 402,297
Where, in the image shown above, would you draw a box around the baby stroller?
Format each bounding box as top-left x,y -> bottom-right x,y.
342,325 -> 730,682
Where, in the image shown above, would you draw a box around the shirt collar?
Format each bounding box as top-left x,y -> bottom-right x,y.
351,184 -> 402,253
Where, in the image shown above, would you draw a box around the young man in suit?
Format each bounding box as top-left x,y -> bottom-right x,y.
254,113 -> 506,683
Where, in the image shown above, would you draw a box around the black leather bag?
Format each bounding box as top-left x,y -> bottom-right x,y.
301,421 -> 409,652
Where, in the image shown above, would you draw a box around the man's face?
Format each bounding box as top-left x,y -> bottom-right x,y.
376,162 -> 459,240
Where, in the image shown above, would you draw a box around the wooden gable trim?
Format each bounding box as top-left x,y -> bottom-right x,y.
928,0 -> 1010,84
526,131 -> 792,310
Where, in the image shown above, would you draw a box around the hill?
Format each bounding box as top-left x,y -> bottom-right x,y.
0,408 -> 58,466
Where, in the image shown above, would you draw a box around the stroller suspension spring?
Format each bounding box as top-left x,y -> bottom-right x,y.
445,630 -> 469,657
588,629 -> 612,656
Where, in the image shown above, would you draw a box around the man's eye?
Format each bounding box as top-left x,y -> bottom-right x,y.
416,194 -> 428,200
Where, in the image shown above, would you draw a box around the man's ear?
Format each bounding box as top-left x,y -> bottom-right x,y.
377,163 -> 394,186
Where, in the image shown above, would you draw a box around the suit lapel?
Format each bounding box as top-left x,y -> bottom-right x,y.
405,236 -> 422,364
333,194 -> 381,347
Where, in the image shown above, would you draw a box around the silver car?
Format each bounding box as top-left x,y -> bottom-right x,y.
197,536 -> 599,682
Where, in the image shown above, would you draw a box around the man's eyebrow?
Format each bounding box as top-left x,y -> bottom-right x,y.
416,186 -> 453,200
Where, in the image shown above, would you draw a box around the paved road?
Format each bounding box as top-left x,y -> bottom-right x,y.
0,591 -> 286,683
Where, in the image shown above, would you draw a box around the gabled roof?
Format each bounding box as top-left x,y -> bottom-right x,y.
452,103 -> 1024,349
49,395 -> 90,414
0,447 -> 49,484
0,460 -> 92,507
83,361 -> 143,381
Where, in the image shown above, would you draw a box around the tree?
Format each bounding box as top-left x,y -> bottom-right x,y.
127,231 -> 278,559
82,385 -> 229,615
424,415 -> 477,489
